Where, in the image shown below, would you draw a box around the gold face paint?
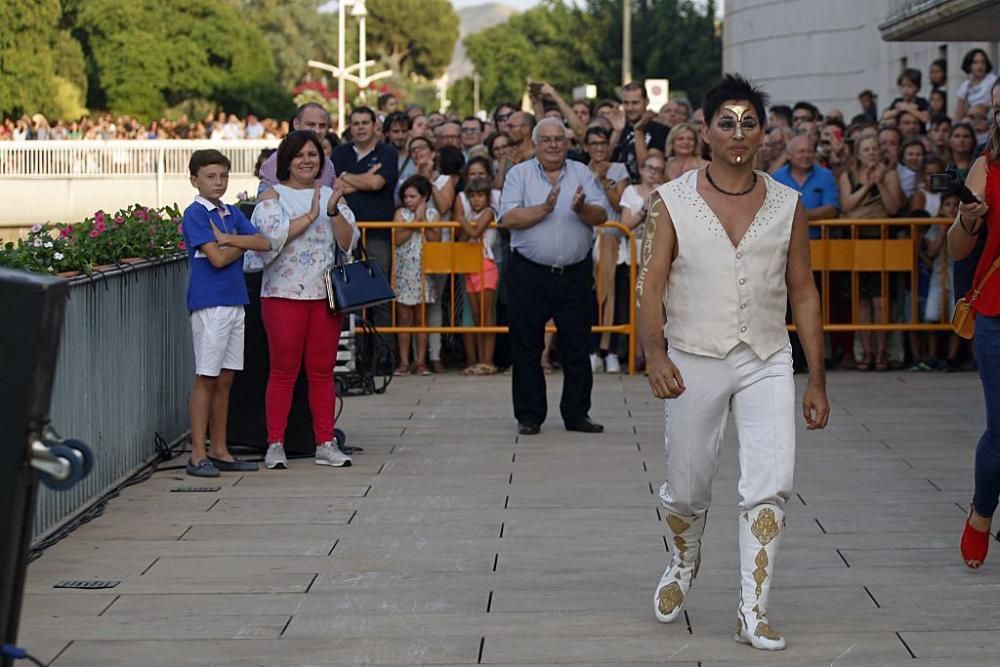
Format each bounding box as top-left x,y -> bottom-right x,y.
723,104 -> 749,139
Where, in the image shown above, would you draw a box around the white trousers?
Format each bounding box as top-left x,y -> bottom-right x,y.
658,343 -> 796,515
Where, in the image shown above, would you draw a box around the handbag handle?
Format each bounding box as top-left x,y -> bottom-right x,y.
333,240 -> 378,277
968,253 -> 1000,305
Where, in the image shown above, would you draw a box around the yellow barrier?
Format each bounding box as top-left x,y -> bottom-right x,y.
356,221 -> 639,374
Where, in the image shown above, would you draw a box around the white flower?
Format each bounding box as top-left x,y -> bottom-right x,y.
54,252 -> 64,260
47,266 -> 54,272
44,241 -> 53,248
33,238 -> 43,247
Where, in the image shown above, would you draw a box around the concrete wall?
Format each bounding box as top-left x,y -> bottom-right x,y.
723,0 -> 998,119
0,175 -> 260,238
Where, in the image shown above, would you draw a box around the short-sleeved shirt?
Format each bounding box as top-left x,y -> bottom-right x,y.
957,73 -> 999,109
772,163 -> 839,239
499,157 -> 612,267
182,196 -> 258,312
332,141 -> 399,222
613,120 -> 669,184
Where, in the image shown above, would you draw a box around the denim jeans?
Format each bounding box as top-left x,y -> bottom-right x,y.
973,313 -> 1000,518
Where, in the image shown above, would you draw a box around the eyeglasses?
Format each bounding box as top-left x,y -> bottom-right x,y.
537,136 -> 567,145
495,113 -> 512,122
461,127 -> 480,134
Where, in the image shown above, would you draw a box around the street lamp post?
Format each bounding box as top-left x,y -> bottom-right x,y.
309,0 -> 392,133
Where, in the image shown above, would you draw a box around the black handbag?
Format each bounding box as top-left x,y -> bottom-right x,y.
324,242 -> 395,313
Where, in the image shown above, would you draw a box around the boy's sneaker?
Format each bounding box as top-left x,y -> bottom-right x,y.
315,442 -> 352,467
605,353 -> 622,373
590,353 -> 604,373
264,443 -> 287,469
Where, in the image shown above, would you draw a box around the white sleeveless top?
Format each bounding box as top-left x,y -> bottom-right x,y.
656,169 -> 798,360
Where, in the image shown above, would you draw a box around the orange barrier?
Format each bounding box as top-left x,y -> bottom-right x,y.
808,218 -> 955,332
356,221 -> 639,374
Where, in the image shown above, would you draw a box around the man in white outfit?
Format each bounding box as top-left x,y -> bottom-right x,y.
636,74 -> 830,651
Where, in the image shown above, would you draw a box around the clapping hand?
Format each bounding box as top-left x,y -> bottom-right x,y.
609,107 -> 626,132
308,185 -> 321,222
635,110 -> 655,131
543,185 -> 561,212
570,186 -> 585,213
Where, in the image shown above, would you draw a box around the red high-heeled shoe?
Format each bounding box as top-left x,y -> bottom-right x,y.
961,506 -> 991,569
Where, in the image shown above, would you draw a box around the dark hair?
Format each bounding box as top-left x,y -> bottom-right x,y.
324,131 -> 340,150
930,88 -> 947,104
950,121 -> 975,139
988,79 -> 1000,164
930,112 -> 952,127
702,73 -> 769,126
622,81 -> 648,99
407,135 -> 433,154
823,117 -> 846,132
931,58 -> 947,72
770,104 -> 793,127
437,145 -> 465,176
858,89 -> 875,99
349,106 -> 377,124
571,99 -> 593,114
961,48 -> 994,75
399,174 -> 432,201
594,99 -> 618,112
253,148 -> 276,178
492,102 -> 517,125
464,177 -> 492,197
275,130 -> 324,182
584,126 -> 611,145
897,68 -> 922,89
902,138 -> 926,155
189,149 -> 230,178
923,155 -> 946,172
376,92 -> 396,111
382,111 -> 411,136
792,101 -> 819,120
484,131 -> 508,158
878,125 -> 903,142
462,116 -> 484,132
461,155 -> 494,182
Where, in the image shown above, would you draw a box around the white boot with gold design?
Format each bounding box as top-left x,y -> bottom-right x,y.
735,503 -> 786,650
653,510 -> 706,623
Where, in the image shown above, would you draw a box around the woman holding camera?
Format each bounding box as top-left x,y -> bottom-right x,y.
947,79 -> 1000,569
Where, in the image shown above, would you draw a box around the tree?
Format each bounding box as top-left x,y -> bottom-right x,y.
238,0 -> 342,89
73,0 -> 280,120
0,1 -> 61,117
366,0 -> 459,80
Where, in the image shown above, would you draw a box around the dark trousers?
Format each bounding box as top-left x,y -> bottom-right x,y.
508,251 -> 594,426
973,314 -> 1000,518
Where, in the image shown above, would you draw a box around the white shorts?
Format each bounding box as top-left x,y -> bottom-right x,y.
191,306 -> 245,377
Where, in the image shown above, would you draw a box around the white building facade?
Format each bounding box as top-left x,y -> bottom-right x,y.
723,0 -> 999,120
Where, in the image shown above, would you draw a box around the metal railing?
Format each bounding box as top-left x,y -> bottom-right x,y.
357,221 -> 640,374
35,258 -> 193,538
0,139 -> 279,178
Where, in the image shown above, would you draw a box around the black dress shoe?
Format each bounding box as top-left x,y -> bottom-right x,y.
565,417 -> 604,433
518,422 -> 540,435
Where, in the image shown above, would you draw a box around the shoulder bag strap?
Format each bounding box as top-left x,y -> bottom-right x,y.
969,252 -> 1000,304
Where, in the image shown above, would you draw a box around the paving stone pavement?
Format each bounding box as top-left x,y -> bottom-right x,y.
16,369 -> 1000,666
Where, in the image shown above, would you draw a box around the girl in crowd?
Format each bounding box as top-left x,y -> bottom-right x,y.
583,126 -> 629,373
947,78 -> 1000,568
426,145 -> 465,373
393,175 -> 440,376
252,130 -> 359,470
457,177 -> 499,375
838,133 -> 904,371
949,122 -> 977,180
955,48 -> 997,121
664,123 -> 708,181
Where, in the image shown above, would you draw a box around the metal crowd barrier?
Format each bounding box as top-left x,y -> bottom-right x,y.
356,221 -> 639,374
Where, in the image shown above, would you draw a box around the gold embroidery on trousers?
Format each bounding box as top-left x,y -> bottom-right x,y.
754,622 -> 781,640
751,508 -> 780,546
657,581 -> 684,615
753,548 -> 768,597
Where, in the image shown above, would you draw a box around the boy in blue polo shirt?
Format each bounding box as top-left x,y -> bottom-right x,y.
182,149 -> 272,477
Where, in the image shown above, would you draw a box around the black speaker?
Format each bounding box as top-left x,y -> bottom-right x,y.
227,272 -> 317,456
0,269 -> 68,662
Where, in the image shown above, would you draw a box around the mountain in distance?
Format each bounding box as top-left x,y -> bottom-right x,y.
447,2 -> 519,81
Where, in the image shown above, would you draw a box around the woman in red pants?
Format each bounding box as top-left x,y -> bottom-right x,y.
252,130 -> 358,469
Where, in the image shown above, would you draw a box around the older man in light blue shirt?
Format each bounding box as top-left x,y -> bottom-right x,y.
499,116 -> 611,436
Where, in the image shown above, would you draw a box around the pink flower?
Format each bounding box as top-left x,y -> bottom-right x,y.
88,229 -> 100,238
59,227 -> 71,238
94,211 -> 106,225
95,221 -> 107,233
178,240 -> 187,250
135,208 -> 148,222
31,224 -> 43,233
177,224 -> 183,234
114,215 -> 124,226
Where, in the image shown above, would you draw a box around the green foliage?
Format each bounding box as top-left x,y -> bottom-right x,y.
366,0 -> 460,80
219,80 -> 296,121
52,75 -> 89,121
74,0 -> 280,121
0,0 -> 61,117
0,205 -> 184,276
238,0 -> 342,89
461,0 -> 721,112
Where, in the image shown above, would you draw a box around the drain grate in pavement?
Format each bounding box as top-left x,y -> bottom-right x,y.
54,579 -> 121,589
170,486 -> 221,493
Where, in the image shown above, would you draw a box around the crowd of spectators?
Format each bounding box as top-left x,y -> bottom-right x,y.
0,111 -> 287,141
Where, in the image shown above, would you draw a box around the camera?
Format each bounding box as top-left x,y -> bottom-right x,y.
929,166 -> 980,204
